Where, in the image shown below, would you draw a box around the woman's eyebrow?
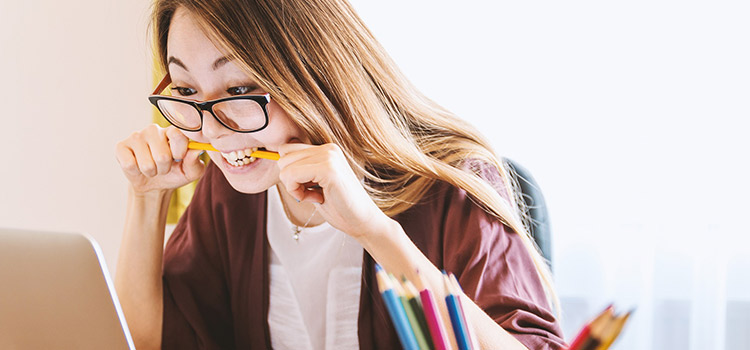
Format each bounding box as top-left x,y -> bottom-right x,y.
167,56 -> 188,71
212,56 -> 231,70
167,55 -> 232,72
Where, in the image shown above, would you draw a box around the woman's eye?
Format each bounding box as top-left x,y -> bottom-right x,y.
171,87 -> 197,96
227,86 -> 253,95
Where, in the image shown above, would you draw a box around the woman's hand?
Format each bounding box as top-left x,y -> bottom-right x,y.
115,124 -> 206,194
277,143 -> 393,239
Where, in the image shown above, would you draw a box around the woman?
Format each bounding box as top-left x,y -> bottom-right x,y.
115,0 -> 566,349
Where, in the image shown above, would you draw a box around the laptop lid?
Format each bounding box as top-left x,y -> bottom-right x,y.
0,228 -> 135,350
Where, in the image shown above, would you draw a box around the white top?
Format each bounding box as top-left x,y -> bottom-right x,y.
266,185 -> 363,350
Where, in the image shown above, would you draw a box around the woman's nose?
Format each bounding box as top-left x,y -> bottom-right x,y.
200,110 -> 232,139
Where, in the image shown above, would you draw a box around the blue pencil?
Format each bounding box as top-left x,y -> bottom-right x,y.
444,274 -> 472,350
375,264 -> 420,350
449,273 -> 480,349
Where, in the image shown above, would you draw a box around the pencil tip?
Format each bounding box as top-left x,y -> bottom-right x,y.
442,274 -> 453,292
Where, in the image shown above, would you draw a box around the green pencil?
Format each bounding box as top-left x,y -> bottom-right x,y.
402,277 -> 435,350
390,274 -> 433,350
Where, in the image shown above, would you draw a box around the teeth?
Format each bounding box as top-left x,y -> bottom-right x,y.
220,147 -> 261,167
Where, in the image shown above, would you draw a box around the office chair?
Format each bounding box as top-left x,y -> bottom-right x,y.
503,158 -> 552,270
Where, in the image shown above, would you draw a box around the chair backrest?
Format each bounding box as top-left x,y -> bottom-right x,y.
503,158 -> 552,269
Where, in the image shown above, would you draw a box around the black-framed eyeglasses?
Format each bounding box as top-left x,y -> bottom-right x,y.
148,73 -> 271,133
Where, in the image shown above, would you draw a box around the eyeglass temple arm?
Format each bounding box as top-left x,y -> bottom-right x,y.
153,73 -> 172,95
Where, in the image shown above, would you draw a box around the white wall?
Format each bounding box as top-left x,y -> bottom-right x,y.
1,0 -> 748,349
0,0 -> 152,272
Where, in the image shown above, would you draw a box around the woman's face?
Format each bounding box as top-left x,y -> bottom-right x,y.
166,7 -> 305,194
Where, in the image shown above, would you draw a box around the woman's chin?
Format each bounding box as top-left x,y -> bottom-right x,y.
223,175 -> 274,194
213,154 -> 277,194
229,181 -> 271,194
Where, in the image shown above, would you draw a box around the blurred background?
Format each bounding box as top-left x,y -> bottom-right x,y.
1,0 -> 748,349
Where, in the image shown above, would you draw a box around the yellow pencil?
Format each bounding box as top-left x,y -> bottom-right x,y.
597,310 -> 632,350
188,141 -> 280,161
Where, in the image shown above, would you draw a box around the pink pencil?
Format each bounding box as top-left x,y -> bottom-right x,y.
415,271 -> 451,350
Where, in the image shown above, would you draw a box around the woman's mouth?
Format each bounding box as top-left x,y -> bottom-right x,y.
220,147 -> 265,167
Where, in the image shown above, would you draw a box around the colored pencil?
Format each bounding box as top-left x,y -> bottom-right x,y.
567,326 -> 591,350
444,274 -> 472,350
568,305 -> 614,350
449,274 -> 479,350
390,274 -> 432,350
187,141 -> 280,160
375,265 -> 420,350
597,310 -> 632,350
576,310 -> 613,350
402,277 -> 435,350
414,271 -> 452,350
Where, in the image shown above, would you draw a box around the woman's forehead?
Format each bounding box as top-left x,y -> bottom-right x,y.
166,8 -> 230,72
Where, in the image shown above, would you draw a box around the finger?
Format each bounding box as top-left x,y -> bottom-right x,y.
279,162 -> 328,200
277,145 -> 322,170
166,126 -> 189,161
278,142 -> 314,157
181,149 -> 206,181
285,181 -> 324,200
284,182 -> 307,203
147,133 -> 174,176
279,143 -> 344,169
285,183 -> 324,204
115,142 -> 141,177
298,187 -> 324,204
278,147 -> 340,188
130,140 -> 158,177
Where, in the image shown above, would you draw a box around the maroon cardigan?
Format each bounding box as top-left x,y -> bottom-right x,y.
162,162 -> 566,349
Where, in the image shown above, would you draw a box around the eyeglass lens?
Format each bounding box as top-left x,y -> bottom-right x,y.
156,99 -> 266,132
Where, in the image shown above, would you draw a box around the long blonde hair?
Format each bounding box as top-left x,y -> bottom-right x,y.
153,0 -> 559,312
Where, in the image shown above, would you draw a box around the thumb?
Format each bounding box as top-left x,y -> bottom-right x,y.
182,149 -> 207,181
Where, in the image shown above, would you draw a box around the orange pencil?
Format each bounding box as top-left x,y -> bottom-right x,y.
187,141 -> 280,160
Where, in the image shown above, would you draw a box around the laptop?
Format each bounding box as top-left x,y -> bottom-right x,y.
0,228 -> 135,350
